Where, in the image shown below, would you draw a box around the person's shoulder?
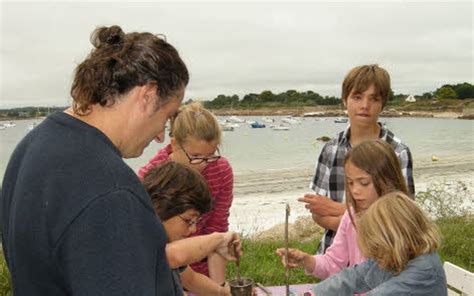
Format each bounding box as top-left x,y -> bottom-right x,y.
204,157 -> 233,181
339,210 -> 354,229
213,156 -> 233,171
409,252 -> 443,269
383,127 -> 411,152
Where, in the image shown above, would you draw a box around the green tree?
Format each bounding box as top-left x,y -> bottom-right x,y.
452,83 -> 474,99
436,86 -> 457,99
259,90 -> 275,102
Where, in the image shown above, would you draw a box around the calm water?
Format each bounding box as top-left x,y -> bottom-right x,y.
1,116 -> 473,181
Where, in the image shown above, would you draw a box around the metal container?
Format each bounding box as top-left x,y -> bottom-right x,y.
229,277 -> 254,296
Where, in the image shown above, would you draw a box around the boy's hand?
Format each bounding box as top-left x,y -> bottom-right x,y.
298,194 -> 345,216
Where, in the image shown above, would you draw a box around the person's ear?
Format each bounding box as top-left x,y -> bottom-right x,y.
170,137 -> 178,152
342,98 -> 347,108
141,84 -> 159,113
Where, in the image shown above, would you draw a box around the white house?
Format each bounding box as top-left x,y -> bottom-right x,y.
405,94 -> 416,102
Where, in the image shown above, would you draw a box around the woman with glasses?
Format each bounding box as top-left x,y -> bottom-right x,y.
138,101 -> 234,285
143,161 -> 240,296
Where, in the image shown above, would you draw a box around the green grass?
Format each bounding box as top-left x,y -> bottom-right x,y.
226,238 -> 321,286
0,250 -> 11,296
437,216 -> 474,271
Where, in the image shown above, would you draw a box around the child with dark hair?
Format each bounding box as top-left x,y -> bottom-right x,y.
139,101 -> 234,283
143,162 -> 239,296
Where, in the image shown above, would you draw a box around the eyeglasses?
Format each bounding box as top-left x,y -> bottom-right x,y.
178,215 -> 202,227
179,144 -> 221,165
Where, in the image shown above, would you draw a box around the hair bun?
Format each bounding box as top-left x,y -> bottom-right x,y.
91,25 -> 125,48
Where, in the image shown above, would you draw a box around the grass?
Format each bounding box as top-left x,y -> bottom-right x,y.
437,216 -> 474,271
226,238 -> 321,286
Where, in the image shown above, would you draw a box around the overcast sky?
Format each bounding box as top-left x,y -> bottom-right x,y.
0,1 -> 472,108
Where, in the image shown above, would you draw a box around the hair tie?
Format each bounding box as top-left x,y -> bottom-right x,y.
194,111 -> 203,118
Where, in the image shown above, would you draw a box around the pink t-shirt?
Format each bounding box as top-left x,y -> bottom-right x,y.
138,144 -> 234,276
308,209 -> 366,279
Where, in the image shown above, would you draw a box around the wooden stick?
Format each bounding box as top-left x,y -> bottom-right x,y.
285,203 -> 290,296
233,242 -> 242,285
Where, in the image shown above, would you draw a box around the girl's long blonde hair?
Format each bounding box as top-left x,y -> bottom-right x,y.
170,101 -> 221,146
345,139 -> 409,215
356,191 -> 440,274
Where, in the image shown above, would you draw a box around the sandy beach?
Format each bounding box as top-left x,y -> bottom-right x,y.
228,154 -> 474,236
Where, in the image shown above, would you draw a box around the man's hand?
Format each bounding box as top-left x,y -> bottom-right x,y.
298,194 -> 345,217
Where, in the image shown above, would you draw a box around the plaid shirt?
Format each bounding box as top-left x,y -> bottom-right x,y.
310,124 -> 415,254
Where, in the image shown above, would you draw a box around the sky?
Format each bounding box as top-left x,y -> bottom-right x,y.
0,1 -> 472,108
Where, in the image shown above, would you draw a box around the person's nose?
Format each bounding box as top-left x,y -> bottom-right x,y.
351,184 -> 361,196
360,97 -> 370,110
193,162 -> 208,173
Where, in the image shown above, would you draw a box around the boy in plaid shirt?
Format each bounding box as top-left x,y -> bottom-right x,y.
299,64 -> 414,254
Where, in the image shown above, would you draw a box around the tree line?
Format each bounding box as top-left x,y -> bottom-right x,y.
203,82 -> 474,109
1,83 -> 472,117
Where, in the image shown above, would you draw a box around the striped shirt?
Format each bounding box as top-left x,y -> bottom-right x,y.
138,144 -> 234,276
310,124 -> 414,254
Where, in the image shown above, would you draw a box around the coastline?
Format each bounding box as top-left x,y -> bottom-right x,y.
2,102 -> 473,121
208,106 -> 473,119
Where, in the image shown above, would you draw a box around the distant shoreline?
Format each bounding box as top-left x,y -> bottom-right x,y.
209,106 -> 473,119
1,106 -> 473,121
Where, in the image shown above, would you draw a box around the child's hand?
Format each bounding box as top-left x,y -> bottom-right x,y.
275,248 -> 308,268
218,282 -> 231,296
215,232 -> 241,261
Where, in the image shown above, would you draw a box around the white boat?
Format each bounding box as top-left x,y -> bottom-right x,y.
224,122 -> 241,128
227,116 -> 245,123
245,120 -> 257,125
262,117 -> 275,123
334,117 -> 348,123
221,125 -> 234,132
3,121 -> 16,128
281,116 -> 301,124
271,125 -> 290,131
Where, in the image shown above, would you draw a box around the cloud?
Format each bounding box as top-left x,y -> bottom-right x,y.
1,1 -> 472,108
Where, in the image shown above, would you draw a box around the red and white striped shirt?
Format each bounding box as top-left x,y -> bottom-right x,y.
138,144 -> 234,276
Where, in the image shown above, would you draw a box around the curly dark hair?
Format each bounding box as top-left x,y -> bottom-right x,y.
142,162 -> 212,221
71,25 -> 189,115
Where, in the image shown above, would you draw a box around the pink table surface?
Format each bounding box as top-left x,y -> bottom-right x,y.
255,283 -> 315,295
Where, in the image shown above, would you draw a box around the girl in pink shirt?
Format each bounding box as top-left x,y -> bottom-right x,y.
138,102 -> 233,284
277,139 -> 410,280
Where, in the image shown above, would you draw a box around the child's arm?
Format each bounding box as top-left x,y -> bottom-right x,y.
311,211 -> 355,279
180,266 -> 230,296
208,252 -> 227,284
166,232 -> 240,268
312,259 -> 381,295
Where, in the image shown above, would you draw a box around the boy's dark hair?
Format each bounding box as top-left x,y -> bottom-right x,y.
142,162 -> 212,221
71,25 -> 189,115
341,64 -> 391,109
